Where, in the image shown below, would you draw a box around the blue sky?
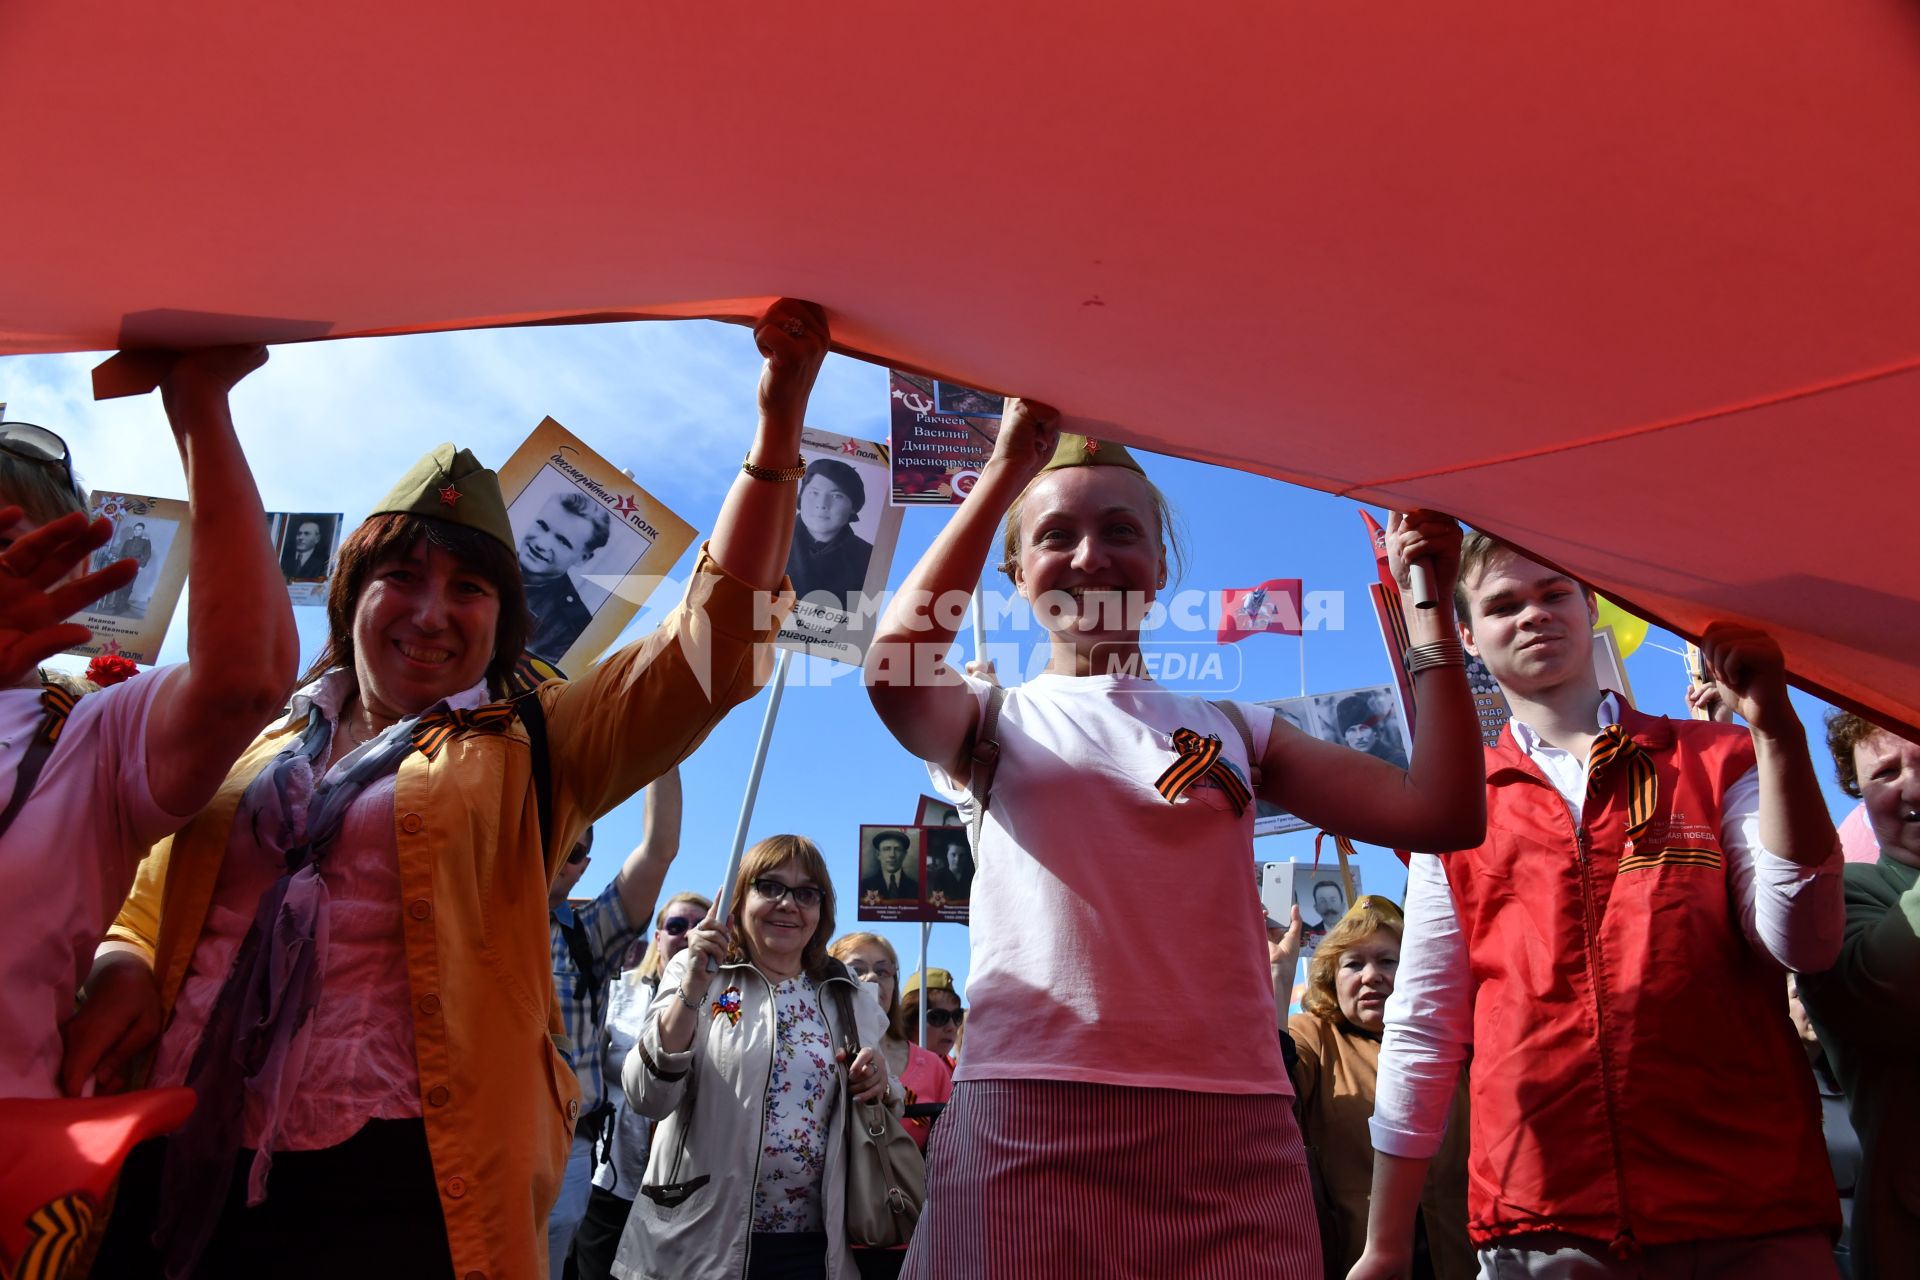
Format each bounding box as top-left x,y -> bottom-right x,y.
1,323 -> 1862,995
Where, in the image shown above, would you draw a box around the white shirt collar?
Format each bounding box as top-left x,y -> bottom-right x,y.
1508,690 -> 1622,758
284,667 -> 491,729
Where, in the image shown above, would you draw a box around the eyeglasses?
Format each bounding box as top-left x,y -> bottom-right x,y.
923,1008 -> 965,1028
0,423 -> 79,495
660,917 -> 700,937
848,962 -> 898,981
750,877 -> 825,910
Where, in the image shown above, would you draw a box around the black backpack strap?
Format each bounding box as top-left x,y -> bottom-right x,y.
558,911 -> 600,990
0,736 -> 58,842
0,683 -> 84,842
516,687 -> 555,870
523,686 -> 593,984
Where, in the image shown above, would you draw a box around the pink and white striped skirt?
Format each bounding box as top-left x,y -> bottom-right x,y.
902,1078 -> 1322,1280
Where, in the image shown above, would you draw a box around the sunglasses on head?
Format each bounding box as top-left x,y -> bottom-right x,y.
660,916 -> 700,937
0,423 -> 79,494
750,877 -> 825,909
923,1008 -> 965,1028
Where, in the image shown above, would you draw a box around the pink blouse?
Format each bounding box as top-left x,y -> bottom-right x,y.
149,676 -> 470,1151
898,1040 -> 954,1152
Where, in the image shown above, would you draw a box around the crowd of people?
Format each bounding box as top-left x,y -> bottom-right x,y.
0,300 -> 1914,1280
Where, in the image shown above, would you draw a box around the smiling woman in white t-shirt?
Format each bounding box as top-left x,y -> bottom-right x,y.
864,400 -> 1486,1280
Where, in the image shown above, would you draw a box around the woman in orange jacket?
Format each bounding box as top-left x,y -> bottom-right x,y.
73,301 -> 826,1280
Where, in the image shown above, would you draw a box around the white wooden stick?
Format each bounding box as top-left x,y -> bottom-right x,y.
710,647 -> 795,966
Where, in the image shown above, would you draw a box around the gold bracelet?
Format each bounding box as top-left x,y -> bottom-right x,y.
742,454 -> 806,483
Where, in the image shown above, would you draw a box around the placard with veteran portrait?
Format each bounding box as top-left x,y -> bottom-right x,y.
268,510 -> 342,606
1251,683 -> 1413,838
921,825 -> 972,924
887,370 -> 1003,506
775,427 -> 903,666
856,824 -> 924,923
1295,864 -> 1365,965
67,491 -> 191,665
915,793 -> 962,831
498,416 -> 696,675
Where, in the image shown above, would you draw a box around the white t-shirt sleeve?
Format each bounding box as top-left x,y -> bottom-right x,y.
28,666 -> 194,872
86,665 -> 194,844
1216,699 -> 1277,775
926,670 -> 996,807
1370,850 -> 1474,1158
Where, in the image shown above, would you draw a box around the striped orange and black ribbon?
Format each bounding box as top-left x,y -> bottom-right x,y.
1155,728 -> 1253,816
11,1191 -> 94,1280
410,701 -> 518,760
1587,723 -> 1657,846
38,682 -> 80,745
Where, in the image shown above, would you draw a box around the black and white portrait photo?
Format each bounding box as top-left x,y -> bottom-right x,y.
774,428 -> 903,668
859,827 -> 921,903
1254,684 -> 1412,837
276,512 -> 338,583
787,457 -> 875,613
1295,866 -> 1363,964
92,512 -> 179,619
924,827 -> 974,905
506,465 -> 654,668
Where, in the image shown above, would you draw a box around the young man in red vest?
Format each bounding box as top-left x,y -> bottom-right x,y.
1352,532 -> 1846,1279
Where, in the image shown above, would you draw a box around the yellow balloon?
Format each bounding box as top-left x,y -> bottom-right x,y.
1593,595 -> 1649,659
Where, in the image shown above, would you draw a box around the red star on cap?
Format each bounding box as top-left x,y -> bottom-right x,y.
438,484 -> 461,507
1085,438 -> 1102,455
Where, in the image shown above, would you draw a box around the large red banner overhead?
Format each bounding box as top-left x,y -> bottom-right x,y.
3,3 -> 1919,732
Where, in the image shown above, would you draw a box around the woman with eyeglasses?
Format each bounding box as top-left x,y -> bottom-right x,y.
618,835 -> 893,1280
828,933 -> 948,1280
829,933 -> 953,1152
864,402 -> 1484,1279
567,889 -> 713,1280
899,970 -> 964,1068
3,348 -> 299,1106
1283,896 -> 1472,1280
81,300 -> 826,1280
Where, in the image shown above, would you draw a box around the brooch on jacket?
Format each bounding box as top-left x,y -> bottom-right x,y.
711,986 -> 742,1026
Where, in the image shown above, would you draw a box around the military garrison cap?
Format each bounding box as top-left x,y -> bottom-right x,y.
902,967 -> 958,998
370,443 -> 514,551
1039,431 -> 1146,476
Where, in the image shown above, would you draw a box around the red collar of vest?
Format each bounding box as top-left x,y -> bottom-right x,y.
1485,695 -> 1674,783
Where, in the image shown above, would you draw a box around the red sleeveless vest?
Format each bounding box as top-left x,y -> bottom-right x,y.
1441,707 -> 1837,1250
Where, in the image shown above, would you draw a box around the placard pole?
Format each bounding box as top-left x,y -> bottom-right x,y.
918,920 -> 933,1046
711,648 -> 795,962
971,582 -> 987,666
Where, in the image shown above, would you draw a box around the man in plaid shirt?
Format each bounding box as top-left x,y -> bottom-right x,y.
546,768 -> 683,1279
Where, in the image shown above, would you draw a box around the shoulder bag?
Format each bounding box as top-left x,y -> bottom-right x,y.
828,982 -> 926,1248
